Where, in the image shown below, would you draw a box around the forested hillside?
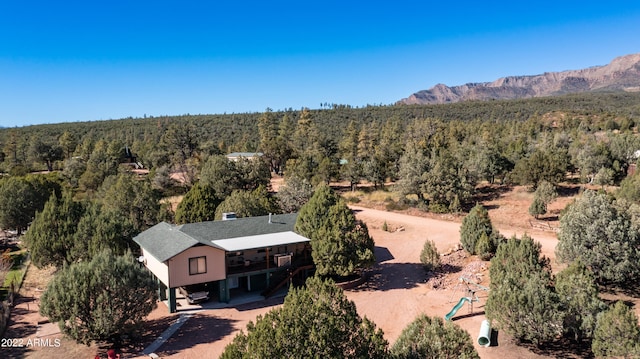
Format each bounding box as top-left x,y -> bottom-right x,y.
2,91 -> 640,172
3,88 -> 640,359
1,91 -> 640,216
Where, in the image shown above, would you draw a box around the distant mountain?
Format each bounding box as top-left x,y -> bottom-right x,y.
398,54 -> 640,105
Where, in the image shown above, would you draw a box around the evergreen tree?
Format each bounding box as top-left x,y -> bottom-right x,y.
395,142 -> 429,202
592,301 -> 640,358
175,182 -> 221,224
200,154 -> 240,199
28,138 -> 63,171
556,190 -> 640,285
420,239 -> 440,272
534,180 -> 557,206
486,235 -> 563,345
214,186 -> 279,220
528,196 -> 547,219
295,185 -> 375,276
423,150 -> 474,212
513,147 -> 569,186
459,204 -> 499,255
22,192 -> 85,268
0,177 -> 38,234
257,108 -> 280,173
617,171 -> 640,203
58,130 -> 78,159
555,260 -> 605,341
221,277 -> 388,358
98,173 -> 161,232
339,121 -> 362,191
475,232 -> 494,261
40,250 -> 157,345
71,203 -> 136,263
391,314 -> 480,359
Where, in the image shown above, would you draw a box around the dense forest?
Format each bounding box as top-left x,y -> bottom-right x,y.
3,91 -> 640,356
1,92 -> 639,207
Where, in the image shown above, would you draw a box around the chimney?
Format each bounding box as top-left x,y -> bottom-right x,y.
268,213 -> 272,224
222,212 -> 237,221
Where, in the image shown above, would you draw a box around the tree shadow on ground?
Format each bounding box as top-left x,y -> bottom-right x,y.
556,184 -> 581,198
524,338 -> 594,359
235,296 -> 285,312
467,184 -> 513,210
111,315 -> 178,357
599,283 -> 640,300
354,262 -> 425,292
155,314 -> 238,355
450,310 -> 486,322
374,246 -> 394,263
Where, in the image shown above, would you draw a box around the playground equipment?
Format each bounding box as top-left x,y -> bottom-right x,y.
444,296 -> 475,321
445,276 -> 489,321
477,319 -> 491,347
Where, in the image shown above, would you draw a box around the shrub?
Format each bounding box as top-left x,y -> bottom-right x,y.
391,314 -> 479,359
460,204 -> 496,255
592,301 -> 640,358
475,233 -> 494,261
420,240 -> 441,272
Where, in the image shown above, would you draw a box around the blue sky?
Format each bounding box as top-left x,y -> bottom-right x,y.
2,1 -> 640,127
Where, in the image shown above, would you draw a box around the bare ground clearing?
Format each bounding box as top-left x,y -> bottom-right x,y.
5,184 -> 638,358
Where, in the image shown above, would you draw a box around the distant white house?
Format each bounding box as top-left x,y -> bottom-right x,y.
225,152 -> 264,161
133,213 -> 312,312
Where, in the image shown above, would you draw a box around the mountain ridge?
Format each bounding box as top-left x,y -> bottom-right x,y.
398,54 -> 640,105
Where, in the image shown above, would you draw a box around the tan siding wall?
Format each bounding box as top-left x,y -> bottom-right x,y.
168,246 -> 226,287
143,249 -> 169,286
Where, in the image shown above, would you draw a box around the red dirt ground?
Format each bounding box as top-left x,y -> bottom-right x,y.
3,184 -> 639,359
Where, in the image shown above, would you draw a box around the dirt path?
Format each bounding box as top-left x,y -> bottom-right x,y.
347,205 -> 561,359
135,206 -> 562,359
2,202 -> 582,359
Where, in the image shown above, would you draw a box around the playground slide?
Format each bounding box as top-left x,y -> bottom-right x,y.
444,297 -> 470,321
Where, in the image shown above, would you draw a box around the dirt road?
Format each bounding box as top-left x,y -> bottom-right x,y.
347,205 -> 560,359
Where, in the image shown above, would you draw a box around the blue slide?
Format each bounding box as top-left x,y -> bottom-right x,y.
444,297 -> 470,321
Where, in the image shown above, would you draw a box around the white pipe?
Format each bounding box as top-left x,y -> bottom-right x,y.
477,319 -> 491,347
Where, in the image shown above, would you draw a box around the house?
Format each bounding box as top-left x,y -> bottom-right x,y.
225,152 -> 264,162
133,213 -> 312,313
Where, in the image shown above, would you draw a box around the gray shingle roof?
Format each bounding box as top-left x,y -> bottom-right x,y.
133,213 -> 300,262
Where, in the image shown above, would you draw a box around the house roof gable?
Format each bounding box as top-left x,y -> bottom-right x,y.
133,213 -> 302,261
133,222 -> 198,262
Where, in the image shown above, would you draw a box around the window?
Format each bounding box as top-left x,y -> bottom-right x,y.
189,256 -> 207,275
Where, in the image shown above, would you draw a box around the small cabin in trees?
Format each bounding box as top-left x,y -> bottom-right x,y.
133,213 -> 312,313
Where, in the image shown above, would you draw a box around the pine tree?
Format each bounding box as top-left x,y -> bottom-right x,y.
214,186 -> 278,220
528,196 -> 547,219
391,314 -> 480,359
40,250 -> 157,345
459,204 -> 498,255
221,277 -> 388,358
556,190 -> 640,285
0,177 -> 38,234
22,192 -> 84,268
395,141 -> 429,202
485,235 -> 563,345
175,182 -> 221,223
592,301 -> 640,358
420,239 -> 441,272
555,260 -> 605,341
71,202 -> 136,263
295,185 -> 375,276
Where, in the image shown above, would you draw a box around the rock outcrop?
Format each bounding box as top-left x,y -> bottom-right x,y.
399,54 -> 640,105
